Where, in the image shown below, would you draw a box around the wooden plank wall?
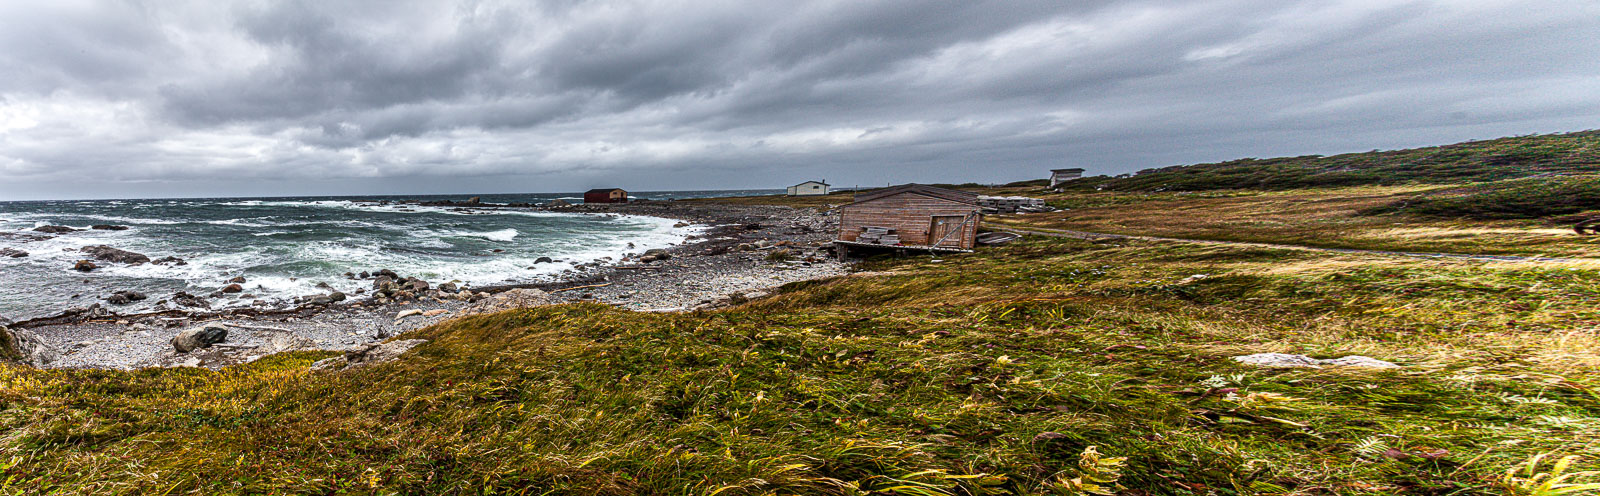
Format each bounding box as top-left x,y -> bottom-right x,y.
839,193 -> 980,248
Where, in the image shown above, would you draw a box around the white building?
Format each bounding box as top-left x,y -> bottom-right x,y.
1049,168 -> 1085,189
787,180 -> 831,196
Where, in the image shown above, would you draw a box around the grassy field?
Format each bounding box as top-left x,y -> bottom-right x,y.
981,185 -> 1600,259
4,235 -> 1600,494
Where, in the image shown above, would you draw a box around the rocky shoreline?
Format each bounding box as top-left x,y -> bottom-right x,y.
2,201 -> 849,370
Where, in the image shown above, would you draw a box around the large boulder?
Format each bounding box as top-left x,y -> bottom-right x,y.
461,288 -> 553,316
72,260 -> 98,272
172,324 -> 228,353
105,290 -> 147,305
33,225 -> 78,234
0,248 -> 27,258
1,325 -> 60,367
81,245 -> 151,265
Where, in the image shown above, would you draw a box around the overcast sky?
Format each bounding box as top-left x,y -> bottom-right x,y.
1,0 -> 1597,200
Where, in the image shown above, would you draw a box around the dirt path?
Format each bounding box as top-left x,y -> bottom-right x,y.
997,226 -> 1589,263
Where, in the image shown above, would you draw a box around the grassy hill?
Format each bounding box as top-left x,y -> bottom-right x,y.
1059,130 -> 1600,192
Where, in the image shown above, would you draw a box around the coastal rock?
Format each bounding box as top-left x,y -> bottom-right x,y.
311,339 -> 428,372
172,324 -> 228,353
72,260 -> 98,272
221,284 -> 243,294
268,333 -> 317,353
228,276 -> 246,284
404,278 -> 429,291
395,309 -> 423,319
82,245 -> 151,264
151,256 -> 187,266
105,291 -> 148,305
378,269 -> 398,279
90,224 -> 129,231
328,291 -> 347,302
0,248 -> 27,258
1232,353 -> 1399,369
1,325 -> 60,367
534,256 -> 554,264
437,282 -> 458,293
422,309 -> 447,317
461,288 -> 552,316
171,291 -> 210,309
34,225 -> 79,234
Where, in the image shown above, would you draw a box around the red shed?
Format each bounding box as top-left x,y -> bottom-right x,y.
835,184 -> 981,255
583,188 -> 628,204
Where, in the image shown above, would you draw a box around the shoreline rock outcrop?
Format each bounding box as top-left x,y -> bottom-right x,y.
1,325 -> 60,367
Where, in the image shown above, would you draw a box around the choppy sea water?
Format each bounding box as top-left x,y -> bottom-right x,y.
0,190 -> 778,320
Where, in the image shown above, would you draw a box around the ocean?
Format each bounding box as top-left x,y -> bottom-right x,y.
0,190 -> 780,320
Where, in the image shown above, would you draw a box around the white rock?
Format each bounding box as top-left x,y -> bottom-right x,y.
395,309 -> 423,319
1233,353 -> 1398,369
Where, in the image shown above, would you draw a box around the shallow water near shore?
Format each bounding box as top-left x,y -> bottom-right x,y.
0,191 -> 775,320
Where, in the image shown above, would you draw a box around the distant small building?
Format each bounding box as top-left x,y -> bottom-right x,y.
583,188 -> 628,204
1049,168 -> 1085,189
787,180 -> 831,196
835,184 -> 981,255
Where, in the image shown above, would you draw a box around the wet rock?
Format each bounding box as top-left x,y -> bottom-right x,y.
90,224 -> 129,231
34,225 -> 79,234
0,248 -> 27,258
1,325 -> 60,366
378,269 -> 398,279
72,260 -> 98,272
172,291 -> 210,309
228,276 -> 246,284
221,284 -> 244,294
172,324 -> 228,353
328,291 -> 347,302
151,256 -> 187,266
315,281 -> 332,289
105,290 -> 147,305
1232,353 -> 1399,369
534,256 -> 554,264
82,245 -> 151,264
404,278 -> 429,292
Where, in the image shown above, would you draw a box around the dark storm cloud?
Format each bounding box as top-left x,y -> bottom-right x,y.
0,0 -> 1598,199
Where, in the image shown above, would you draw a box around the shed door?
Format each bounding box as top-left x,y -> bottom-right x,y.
930,215 -> 965,246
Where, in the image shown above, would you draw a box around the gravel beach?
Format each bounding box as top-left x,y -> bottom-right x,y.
13,201 -> 850,370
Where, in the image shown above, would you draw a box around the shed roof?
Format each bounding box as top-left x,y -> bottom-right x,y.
585,188 -> 626,194
850,184 -> 979,205
790,180 -> 830,187
1051,168 -> 1085,173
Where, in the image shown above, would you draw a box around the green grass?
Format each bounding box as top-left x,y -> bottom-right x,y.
1060,131 -> 1600,192
4,237 -> 1599,494
1367,175 -> 1600,220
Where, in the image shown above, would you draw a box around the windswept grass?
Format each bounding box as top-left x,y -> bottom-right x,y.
3,237 -> 1599,494
1368,175 -> 1600,220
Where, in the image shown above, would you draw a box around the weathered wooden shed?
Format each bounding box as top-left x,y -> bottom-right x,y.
583,188 -> 628,204
834,184 -> 981,255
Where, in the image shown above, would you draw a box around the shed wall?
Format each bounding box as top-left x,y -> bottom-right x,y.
838,192 -> 979,248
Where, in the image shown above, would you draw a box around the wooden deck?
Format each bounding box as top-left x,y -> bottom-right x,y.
831,239 -> 973,255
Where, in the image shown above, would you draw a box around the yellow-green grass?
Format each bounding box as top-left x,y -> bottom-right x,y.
3,237 -> 1599,494
981,185 -> 1600,258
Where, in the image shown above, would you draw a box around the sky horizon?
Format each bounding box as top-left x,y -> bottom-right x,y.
3,1 -> 1598,201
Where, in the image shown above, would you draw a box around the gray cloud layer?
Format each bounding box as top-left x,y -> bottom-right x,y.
1,0 -> 1597,199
